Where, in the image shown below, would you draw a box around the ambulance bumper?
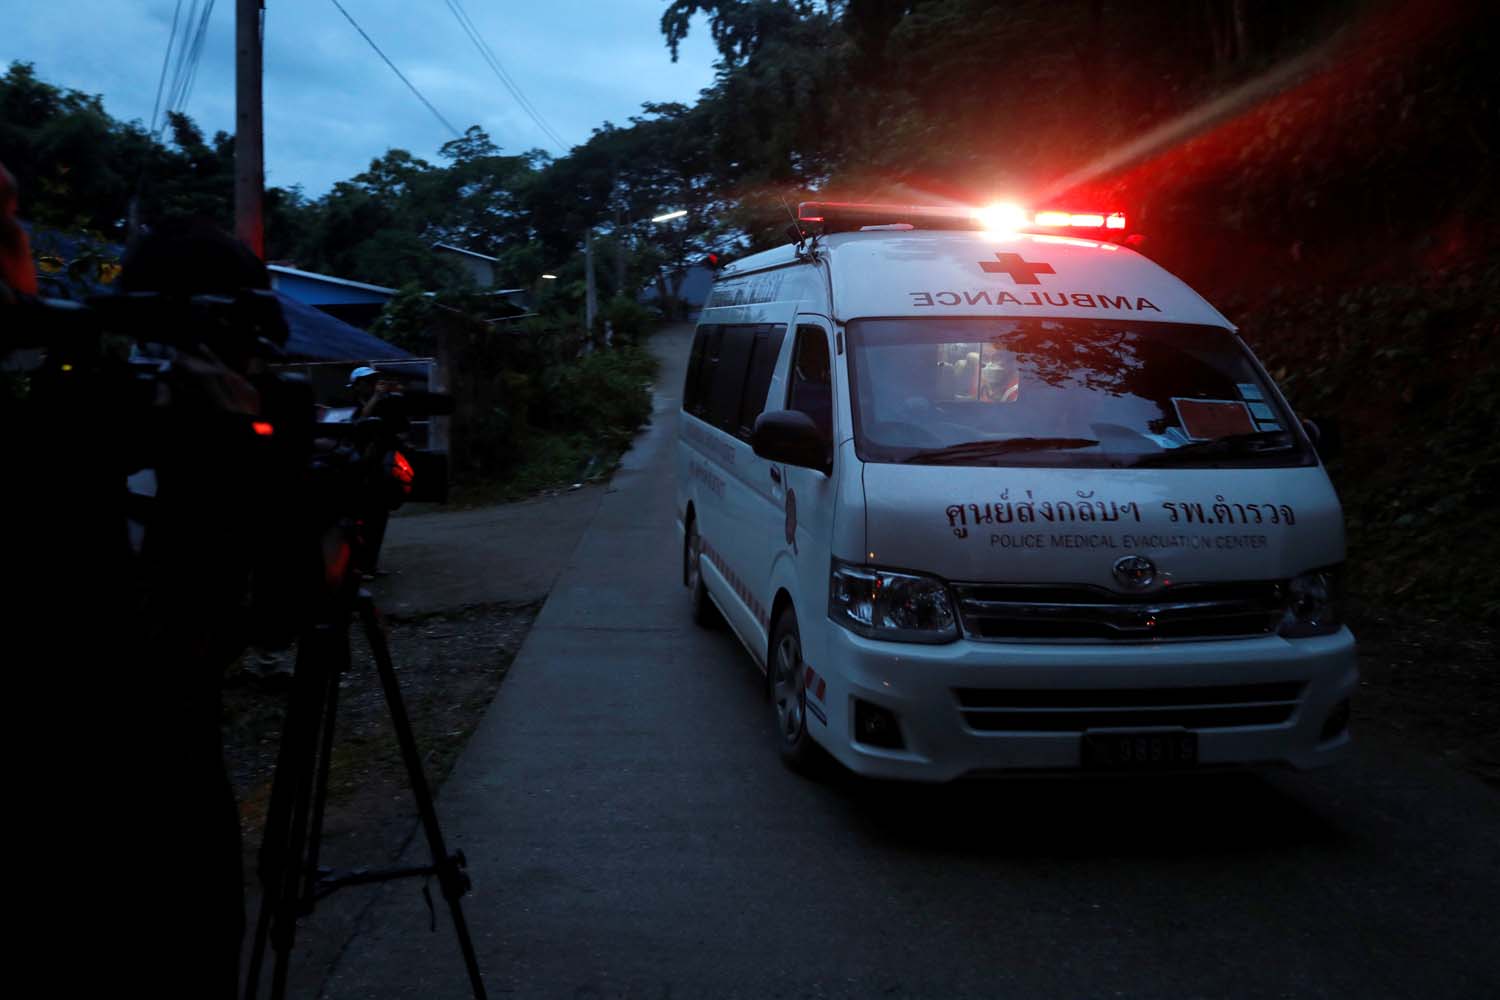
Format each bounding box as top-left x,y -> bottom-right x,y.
817,625 -> 1358,783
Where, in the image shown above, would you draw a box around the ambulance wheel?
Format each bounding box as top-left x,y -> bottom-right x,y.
771,608 -> 816,771
685,517 -> 720,629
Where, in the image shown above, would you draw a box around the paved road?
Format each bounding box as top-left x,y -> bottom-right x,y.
322,323 -> 1500,999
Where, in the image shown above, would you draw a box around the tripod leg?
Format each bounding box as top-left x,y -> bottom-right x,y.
301,627 -> 350,911
245,627 -> 334,999
268,623 -> 347,1000
358,594 -> 488,1000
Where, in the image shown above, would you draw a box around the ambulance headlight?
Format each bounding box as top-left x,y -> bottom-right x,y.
829,560 -> 958,643
1279,568 -> 1342,638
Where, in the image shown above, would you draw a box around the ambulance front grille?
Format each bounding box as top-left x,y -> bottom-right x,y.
951,581 -> 1287,642
953,682 -> 1304,732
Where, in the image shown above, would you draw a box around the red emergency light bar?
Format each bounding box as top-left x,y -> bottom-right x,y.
797,201 -> 1127,236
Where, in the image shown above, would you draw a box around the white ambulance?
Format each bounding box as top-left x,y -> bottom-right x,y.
676,201 -> 1355,781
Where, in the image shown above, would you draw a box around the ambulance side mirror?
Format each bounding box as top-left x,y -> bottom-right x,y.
752,410 -> 831,474
1302,417 -> 1342,462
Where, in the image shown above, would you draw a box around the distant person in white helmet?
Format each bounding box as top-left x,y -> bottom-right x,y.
348,364 -> 389,418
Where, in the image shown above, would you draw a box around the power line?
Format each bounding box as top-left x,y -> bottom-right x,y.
327,0 -> 463,138
150,0 -> 216,138
442,0 -> 569,152
162,0 -> 199,127
442,0 -> 560,148
148,0 -> 185,135
174,0 -> 217,116
466,0 -> 570,150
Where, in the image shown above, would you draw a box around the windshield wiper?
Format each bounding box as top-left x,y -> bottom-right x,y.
904,437 -> 1100,464
1131,430 -> 1296,467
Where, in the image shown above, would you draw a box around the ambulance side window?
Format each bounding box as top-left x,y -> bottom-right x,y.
735,323 -> 788,440
683,324 -> 722,420
708,325 -> 757,432
786,325 -> 833,440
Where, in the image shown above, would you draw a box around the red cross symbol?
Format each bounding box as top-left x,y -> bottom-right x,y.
980,252 -> 1055,284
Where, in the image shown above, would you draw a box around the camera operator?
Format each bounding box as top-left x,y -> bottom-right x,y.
5,191 -> 266,995
123,221 -> 278,996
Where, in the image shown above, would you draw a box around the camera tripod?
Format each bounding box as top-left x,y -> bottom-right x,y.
243,581 -> 486,999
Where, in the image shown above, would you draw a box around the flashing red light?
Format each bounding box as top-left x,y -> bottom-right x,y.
252,421 -> 274,437
1032,209 -> 1127,230
392,450 -> 415,485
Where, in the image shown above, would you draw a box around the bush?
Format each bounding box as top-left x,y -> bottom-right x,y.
603,295 -> 657,346
402,282 -> 660,493
536,345 -> 659,450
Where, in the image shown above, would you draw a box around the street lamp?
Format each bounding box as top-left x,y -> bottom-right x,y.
530,272 -> 559,313
585,207 -> 684,341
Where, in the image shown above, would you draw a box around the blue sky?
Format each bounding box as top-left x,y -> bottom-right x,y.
3,1 -> 718,194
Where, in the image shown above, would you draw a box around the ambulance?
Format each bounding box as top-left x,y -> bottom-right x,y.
675,201 -> 1355,780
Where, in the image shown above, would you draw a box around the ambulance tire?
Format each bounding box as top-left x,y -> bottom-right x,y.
685,516 -> 720,629
770,608 -> 817,772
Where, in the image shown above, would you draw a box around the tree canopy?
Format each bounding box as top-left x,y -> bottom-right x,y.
3,0 -> 1495,297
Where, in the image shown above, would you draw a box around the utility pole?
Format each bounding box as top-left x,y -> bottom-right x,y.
235,0 -> 265,258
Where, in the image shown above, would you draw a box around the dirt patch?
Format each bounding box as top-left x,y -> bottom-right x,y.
224,601 -> 539,852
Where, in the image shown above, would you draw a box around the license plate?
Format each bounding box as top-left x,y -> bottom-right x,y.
1081,730 -> 1198,771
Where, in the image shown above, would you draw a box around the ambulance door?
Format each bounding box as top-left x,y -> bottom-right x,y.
726,320 -> 790,655
765,319 -> 839,657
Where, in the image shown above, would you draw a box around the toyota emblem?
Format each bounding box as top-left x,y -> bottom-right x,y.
1112,555 -> 1157,591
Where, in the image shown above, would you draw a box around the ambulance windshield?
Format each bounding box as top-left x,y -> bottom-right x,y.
845,318 -> 1313,468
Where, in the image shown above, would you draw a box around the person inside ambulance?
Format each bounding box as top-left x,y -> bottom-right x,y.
978,349 -> 1021,404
